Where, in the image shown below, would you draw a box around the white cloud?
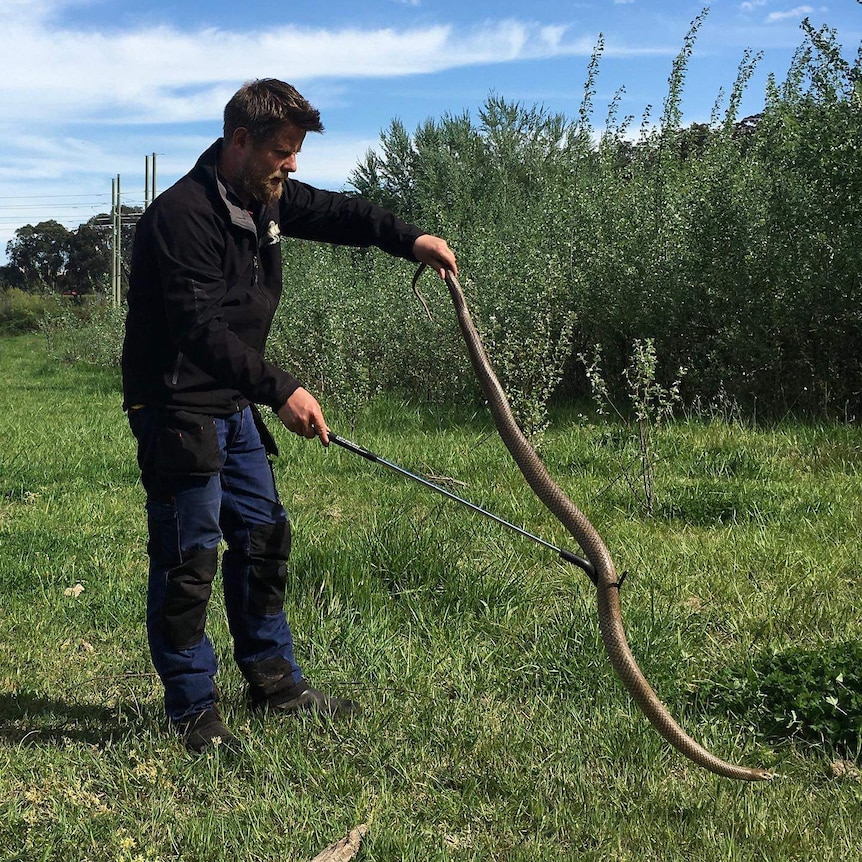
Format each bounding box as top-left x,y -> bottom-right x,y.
0,12 -> 603,128
0,1 -> 679,135
0,1 -> 679,262
766,6 -> 814,23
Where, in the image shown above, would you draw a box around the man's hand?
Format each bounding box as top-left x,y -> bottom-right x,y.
277,387 -> 329,445
413,234 -> 457,279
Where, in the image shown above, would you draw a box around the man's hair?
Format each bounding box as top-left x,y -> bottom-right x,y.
223,79 -> 324,142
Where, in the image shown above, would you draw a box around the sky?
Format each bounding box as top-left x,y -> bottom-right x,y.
0,0 -> 859,263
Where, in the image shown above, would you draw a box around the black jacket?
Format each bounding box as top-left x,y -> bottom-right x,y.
122,140 -> 423,414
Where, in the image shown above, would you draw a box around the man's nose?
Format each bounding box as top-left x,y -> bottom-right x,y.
282,154 -> 297,173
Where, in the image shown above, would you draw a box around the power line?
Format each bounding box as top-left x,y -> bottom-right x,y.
0,198 -> 146,228
0,203 -> 117,211
0,193 -> 113,201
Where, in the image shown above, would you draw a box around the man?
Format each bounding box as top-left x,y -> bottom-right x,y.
122,78 -> 457,753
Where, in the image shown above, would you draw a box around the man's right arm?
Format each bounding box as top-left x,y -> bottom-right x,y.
277,387 -> 329,445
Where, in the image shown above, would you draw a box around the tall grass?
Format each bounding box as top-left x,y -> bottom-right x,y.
1,334 -> 861,861
0,289 -> 61,335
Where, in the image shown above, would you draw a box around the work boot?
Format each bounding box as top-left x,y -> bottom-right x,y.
257,681 -> 361,717
244,656 -> 359,716
174,707 -> 239,754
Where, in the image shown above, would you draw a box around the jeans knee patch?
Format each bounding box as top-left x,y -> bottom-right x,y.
247,520 -> 291,616
162,548 -> 219,649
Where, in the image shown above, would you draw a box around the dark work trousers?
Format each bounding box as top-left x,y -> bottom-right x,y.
128,405 -> 302,722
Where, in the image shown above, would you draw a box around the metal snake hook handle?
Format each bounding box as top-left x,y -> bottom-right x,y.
439,266 -> 772,781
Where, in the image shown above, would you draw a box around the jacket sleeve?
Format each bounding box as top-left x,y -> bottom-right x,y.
277,181 -> 424,256
149,200 -> 301,411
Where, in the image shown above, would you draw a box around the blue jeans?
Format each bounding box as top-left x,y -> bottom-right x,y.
128,405 -> 303,722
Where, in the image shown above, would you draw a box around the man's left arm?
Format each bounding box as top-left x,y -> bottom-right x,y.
278,181 -> 456,270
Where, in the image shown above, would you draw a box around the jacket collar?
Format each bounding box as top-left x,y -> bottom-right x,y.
195,139 -> 279,240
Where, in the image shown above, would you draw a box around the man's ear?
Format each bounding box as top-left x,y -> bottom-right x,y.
231,127 -> 251,151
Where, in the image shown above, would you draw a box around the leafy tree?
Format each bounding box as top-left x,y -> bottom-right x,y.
6,220 -> 70,293
348,94 -> 593,433
4,209 -> 140,296
66,218 -> 112,295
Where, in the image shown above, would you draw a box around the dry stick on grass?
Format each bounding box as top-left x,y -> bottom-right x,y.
309,824 -> 368,862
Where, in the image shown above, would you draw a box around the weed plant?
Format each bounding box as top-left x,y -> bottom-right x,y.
696,641 -> 862,756
1,335 -> 861,861
580,338 -> 686,514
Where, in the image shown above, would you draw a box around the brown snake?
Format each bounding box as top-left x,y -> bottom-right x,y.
419,265 -> 772,781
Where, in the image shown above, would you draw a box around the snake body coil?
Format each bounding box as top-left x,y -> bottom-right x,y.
443,269 -> 771,782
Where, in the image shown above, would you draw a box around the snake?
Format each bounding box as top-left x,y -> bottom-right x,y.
416,264 -> 772,782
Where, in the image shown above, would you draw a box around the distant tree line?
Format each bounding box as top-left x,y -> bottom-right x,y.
1,209 -> 140,297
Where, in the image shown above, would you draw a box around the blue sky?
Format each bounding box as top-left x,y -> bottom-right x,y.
0,0 -> 859,262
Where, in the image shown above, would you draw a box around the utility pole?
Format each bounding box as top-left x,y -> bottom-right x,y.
145,152 -> 158,208
110,153 -> 156,306
111,174 -> 121,307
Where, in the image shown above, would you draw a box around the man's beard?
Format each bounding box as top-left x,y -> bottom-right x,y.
236,161 -> 286,206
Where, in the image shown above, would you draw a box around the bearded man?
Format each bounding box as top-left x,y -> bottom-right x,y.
122,79 -> 456,753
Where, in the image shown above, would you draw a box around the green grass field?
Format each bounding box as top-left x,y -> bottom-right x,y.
1,333 -> 860,861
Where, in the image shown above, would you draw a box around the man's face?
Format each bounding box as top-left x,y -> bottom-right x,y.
235,122 -> 307,206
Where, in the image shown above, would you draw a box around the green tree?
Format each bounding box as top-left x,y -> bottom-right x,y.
6,220 -> 70,292
65,218 -> 111,295
4,209 -> 140,297
347,94 -> 592,433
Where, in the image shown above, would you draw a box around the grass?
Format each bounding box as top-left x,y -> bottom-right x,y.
1,333 -> 861,861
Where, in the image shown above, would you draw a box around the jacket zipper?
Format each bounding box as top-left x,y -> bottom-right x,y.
171,351 -> 184,386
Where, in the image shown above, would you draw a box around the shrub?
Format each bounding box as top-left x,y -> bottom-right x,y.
39,299 -> 125,366
696,641 -> 862,756
0,288 -> 57,334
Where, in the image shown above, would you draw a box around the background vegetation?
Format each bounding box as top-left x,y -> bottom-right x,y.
276,13 -> 862,429
1,211 -> 140,298
13,13 -> 861,431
